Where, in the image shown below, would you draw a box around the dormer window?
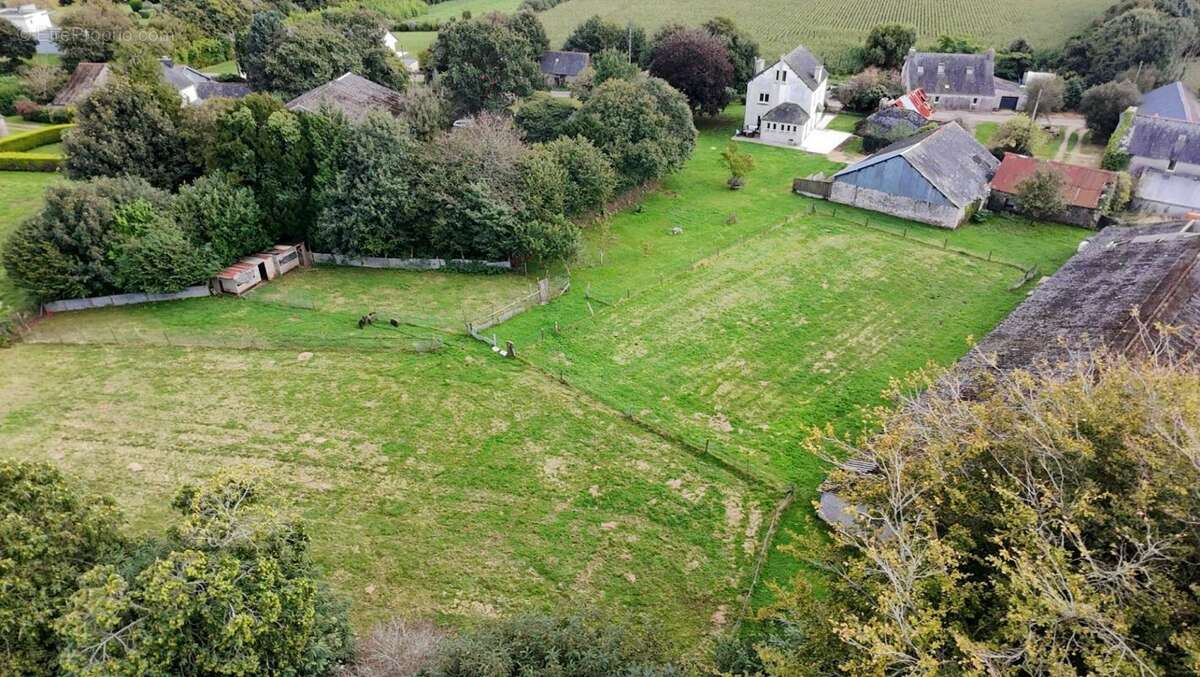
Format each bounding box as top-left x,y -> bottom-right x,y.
1169,158 -> 1178,172
966,66 -> 975,77
937,63 -> 946,76
917,65 -> 925,76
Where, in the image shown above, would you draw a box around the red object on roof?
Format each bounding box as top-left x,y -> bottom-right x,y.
991,153 -> 1118,209
891,88 -> 934,118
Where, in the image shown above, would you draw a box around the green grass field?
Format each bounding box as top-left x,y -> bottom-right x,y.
392,30 -> 438,53
0,106 -> 1088,643
0,171 -> 61,312
423,0 -> 520,21
538,0 -> 1113,65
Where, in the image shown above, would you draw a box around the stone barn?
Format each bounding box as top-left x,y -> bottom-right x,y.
829,122 -> 998,229
989,153 -> 1118,228
539,50 -> 590,90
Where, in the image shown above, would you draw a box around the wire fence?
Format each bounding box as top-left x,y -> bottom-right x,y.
465,275 -> 570,345
22,323 -> 447,353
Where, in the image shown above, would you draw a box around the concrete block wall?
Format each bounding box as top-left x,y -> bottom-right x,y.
830,181 -> 965,229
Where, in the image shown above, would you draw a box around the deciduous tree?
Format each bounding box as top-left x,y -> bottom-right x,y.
57,3 -> 134,71
562,15 -> 647,65
1016,168 -> 1065,221
0,20 -> 36,73
1080,79 -> 1140,140
703,17 -> 759,93
862,24 -> 916,69
646,28 -> 734,116
430,16 -> 542,114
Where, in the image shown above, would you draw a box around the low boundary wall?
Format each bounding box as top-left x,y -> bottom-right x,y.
42,285 -> 212,313
313,253 -> 512,271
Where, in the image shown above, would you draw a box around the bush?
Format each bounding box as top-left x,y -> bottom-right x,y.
835,67 -> 902,113
112,220 -> 221,293
514,92 -> 579,143
1080,79 -> 1140,141
1,177 -> 172,300
19,104 -> 74,124
346,618 -> 447,677
19,64 -> 67,104
424,613 -> 675,677
172,172 -> 269,266
0,75 -> 26,115
0,152 -> 61,171
541,135 -> 616,215
1102,107 -> 1135,170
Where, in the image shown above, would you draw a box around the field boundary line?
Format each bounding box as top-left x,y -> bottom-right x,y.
738,485 -> 797,625
510,352 -> 788,493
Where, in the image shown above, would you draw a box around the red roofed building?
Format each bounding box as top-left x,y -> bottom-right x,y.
988,153 -> 1120,228
890,88 -> 933,118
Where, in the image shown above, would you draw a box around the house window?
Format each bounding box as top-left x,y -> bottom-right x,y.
781,70 -> 787,82
758,92 -> 770,104
934,95 -> 941,103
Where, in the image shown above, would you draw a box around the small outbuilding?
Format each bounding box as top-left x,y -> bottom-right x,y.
829,122 -> 998,229
214,261 -> 263,296
857,107 -> 930,152
52,62 -> 111,107
989,153 -> 1119,228
539,50 -> 590,89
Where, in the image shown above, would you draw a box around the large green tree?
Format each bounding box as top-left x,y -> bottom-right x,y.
429,15 -> 542,114
562,15 -> 647,65
862,24 -> 916,69
702,17 -> 760,94
63,70 -> 198,190
57,3 -> 135,71
55,471 -> 354,676
646,28 -> 735,116
570,75 -> 696,188
760,346 -> 1200,674
0,21 -> 36,73
1080,79 -> 1141,140
0,462 -> 126,676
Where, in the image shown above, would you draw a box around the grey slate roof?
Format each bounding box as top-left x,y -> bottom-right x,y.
1138,81 -> 1200,123
833,122 -> 999,207
1135,168 -> 1200,211
539,50 -> 589,77
52,62 -> 110,106
905,51 -> 996,97
160,61 -> 210,91
762,102 -> 809,125
285,72 -> 405,123
779,45 -> 825,90
862,107 -> 928,135
1128,115 -> 1200,165
962,222 -> 1200,371
196,81 -> 252,101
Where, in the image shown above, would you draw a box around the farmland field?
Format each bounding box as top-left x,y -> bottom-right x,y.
0,107 -> 1088,644
538,0 -> 1113,66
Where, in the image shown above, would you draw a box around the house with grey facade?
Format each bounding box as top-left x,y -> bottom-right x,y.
539,50 -> 590,90
900,49 -> 1024,111
829,122 -> 999,229
1126,114 -> 1200,216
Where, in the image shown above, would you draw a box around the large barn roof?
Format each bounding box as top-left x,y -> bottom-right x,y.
991,153 -> 1117,209
286,72 -> 404,122
964,222 -> 1200,371
1138,81 -> 1200,123
833,122 -> 998,207
1128,115 -> 1200,165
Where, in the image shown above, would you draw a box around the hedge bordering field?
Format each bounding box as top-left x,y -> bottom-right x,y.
0,152 -> 61,172
0,125 -> 73,153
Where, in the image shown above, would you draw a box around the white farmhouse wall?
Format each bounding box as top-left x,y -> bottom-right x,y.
742,61 -> 825,133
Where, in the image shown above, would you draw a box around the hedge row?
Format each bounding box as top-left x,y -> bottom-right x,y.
1102,108 -> 1134,171
0,153 -> 62,171
0,125 -> 74,153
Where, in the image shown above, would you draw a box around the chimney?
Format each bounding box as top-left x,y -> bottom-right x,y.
753,57 -> 765,74
159,56 -> 173,68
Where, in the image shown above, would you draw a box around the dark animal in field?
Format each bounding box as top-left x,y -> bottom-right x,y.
390,318 -> 400,327
357,312 -> 379,329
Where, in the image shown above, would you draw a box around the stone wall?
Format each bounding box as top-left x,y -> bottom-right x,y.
830,181 -> 966,229
988,191 -> 1100,229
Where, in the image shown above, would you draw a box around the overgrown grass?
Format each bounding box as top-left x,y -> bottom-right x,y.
0,170 -> 60,311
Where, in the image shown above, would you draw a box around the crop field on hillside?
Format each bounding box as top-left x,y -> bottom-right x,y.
539,0 -> 1112,65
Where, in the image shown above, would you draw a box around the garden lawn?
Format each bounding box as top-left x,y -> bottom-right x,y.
0,171 -> 61,312
0,342 -> 771,644
422,0 -> 521,21
825,113 -> 862,133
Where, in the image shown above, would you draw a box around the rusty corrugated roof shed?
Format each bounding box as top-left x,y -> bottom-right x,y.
991,153 -> 1117,209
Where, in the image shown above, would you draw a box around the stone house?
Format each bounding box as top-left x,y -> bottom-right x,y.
1125,114 -> 1200,216
829,122 -> 999,229
988,153 -> 1119,228
742,46 -> 828,147
539,50 -> 590,90
900,49 -> 1024,111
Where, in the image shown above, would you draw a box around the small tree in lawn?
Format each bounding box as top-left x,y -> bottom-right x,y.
721,142 -> 754,190
989,113 -> 1043,157
1016,168 -> 1064,223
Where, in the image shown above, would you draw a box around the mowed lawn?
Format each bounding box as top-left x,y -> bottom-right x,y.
0,171 -> 62,311
0,339 -> 773,643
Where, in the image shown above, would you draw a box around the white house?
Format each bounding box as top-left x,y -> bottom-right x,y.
0,4 -> 52,34
742,46 -> 828,148
383,31 -> 422,80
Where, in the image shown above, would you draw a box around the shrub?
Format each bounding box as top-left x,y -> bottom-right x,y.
1,177 -> 171,300
112,219 -> 221,293
989,114 -> 1043,157
0,75 -> 25,115
346,618 -> 447,677
172,172 -> 269,266
835,67 -> 902,114
541,135 -> 616,215
0,461 -> 126,676
19,64 -> 67,104
424,613 -> 675,676
0,152 -> 61,171
1101,107 -> 1135,170
514,92 -> 579,143
0,124 -> 70,152
19,104 -> 74,124
1080,79 -> 1140,141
